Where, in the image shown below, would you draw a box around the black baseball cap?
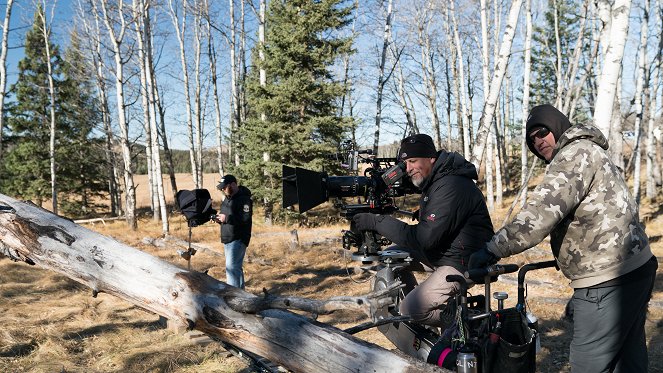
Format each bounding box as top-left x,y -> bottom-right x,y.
217,174 -> 237,190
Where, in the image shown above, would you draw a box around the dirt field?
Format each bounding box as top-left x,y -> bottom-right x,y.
1,173 -> 661,372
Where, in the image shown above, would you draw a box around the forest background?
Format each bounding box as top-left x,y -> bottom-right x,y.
0,0 -> 663,371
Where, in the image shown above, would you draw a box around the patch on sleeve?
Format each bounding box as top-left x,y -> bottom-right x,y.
243,204 -> 250,213
426,213 -> 436,222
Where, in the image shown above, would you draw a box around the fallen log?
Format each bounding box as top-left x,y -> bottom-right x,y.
0,194 -> 448,373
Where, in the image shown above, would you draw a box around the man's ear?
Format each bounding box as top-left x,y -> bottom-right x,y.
429,157 -> 436,165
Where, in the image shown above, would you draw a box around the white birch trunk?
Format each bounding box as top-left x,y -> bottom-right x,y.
470,0 -> 522,170
593,0 -> 632,140
141,0 -> 168,233
449,0 -> 471,158
417,6 -> 439,147
646,0 -> 662,199
229,0 -> 240,166
632,0 -> 649,203
193,2 -> 204,187
442,4 -> 463,153
100,0 -> 137,229
37,1 -> 59,215
205,0 -> 224,180
481,0 -> 492,207
520,0 -> 532,208
492,0 -> 503,207
372,0 -> 393,154
168,0 -> 200,188
133,0 -> 157,220
553,0 -> 563,107
395,53 -> 417,135
0,0 -> 14,162
561,0 -> 590,116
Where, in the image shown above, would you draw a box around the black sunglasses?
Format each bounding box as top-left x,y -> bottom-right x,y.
529,127 -> 550,140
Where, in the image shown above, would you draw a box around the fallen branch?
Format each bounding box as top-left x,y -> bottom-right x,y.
225,281 -> 403,318
0,194 -> 448,373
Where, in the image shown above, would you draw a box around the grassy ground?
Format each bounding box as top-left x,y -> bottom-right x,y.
1,173 -> 662,372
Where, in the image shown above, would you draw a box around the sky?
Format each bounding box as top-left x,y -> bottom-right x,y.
2,0 -> 652,152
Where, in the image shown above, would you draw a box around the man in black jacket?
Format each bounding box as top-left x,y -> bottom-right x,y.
214,174 -> 253,289
353,134 -> 494,326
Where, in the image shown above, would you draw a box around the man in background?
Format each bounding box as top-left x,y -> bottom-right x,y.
214,174 -> 253,289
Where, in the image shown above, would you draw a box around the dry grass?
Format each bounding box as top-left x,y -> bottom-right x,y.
1,173 -> 662,372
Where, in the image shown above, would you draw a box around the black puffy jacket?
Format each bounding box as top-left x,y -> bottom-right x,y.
220,185 -> 253,246
373,151 -> 494,271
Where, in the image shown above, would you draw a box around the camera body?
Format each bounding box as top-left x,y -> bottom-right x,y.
282,141 -> 418,261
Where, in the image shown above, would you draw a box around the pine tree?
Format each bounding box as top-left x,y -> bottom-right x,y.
530,0 -> 588,112
57,31 -> 108,216
237,0 -> 354,216
0,11 -> 106,216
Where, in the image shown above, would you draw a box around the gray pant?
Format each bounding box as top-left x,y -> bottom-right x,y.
398,265 -> 464,326
569,271 -> 655,373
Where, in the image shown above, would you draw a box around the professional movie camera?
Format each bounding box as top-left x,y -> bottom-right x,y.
282,141 -> 418,263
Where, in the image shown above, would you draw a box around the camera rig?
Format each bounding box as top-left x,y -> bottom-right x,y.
282,141 -> 419,263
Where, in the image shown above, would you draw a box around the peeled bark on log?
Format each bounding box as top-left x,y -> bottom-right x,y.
0,194 -> 448,373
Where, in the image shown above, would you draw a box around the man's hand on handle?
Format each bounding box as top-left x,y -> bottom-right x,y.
468,247 -> 499,269
352,213 -> 378,231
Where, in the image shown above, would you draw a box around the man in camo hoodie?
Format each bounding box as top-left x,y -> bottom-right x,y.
469,104 -> 657,372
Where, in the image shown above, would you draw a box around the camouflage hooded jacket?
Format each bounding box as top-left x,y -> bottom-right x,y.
486,124 -> 652,288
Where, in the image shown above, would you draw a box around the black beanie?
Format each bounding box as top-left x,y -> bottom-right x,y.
525,104 -> 571,161
399,134 -> 437,160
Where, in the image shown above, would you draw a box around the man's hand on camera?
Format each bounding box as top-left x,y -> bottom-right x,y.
352,213 -> 378,231
468,247 -> 498,269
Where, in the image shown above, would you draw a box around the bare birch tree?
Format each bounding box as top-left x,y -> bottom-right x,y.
631,0 -> 650,203
228,0 -> 240,166
416,1 -> 440,147
203,0 -> 224,179
192,0 -> 205,186
372,0 -> 394,155
76,0 -> 122,216
442,3 -> 462,153
646,0 -> 663,200
448,0 -> 471,158
0,0 -> 14,162
99,0 -> 138,229
133,0 -> 156,219
470,0 -> 522,171
593,0 -> 632,154
520,0 -> 532,208
134,0 -> 168,233
168,0 -> 201,188
36,1 -> 59,215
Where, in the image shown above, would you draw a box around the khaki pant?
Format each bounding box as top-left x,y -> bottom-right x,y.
398,260 -> 465,326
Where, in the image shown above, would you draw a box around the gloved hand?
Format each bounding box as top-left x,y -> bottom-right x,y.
468,247 -> 499,269
352,213 -> 378,231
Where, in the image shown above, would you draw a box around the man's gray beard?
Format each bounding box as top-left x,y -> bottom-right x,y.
412,176 -> 423,188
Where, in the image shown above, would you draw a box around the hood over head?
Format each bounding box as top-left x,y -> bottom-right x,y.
525,104 -> 572,162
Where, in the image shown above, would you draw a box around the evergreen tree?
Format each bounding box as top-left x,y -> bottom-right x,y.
58,31 -> 108,216
0,10 -> 106,216
530,0 -> 588,113
237,0 -> 354,216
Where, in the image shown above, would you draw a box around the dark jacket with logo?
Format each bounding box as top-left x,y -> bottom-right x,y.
220,185 -> 253,246
373,151 -> 494,271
